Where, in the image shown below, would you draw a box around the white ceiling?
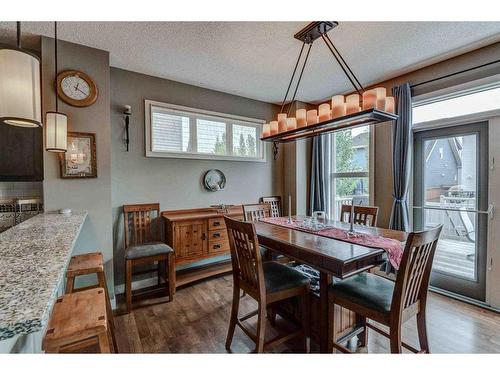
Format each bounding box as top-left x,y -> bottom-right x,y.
1,21 -> 500,104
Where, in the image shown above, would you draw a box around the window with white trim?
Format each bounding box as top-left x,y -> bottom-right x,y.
326,125 -> 371,220
413,83 -> 500,125
145,100 -> 265,161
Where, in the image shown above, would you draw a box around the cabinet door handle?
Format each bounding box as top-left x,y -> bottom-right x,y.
201,233 -> 206,240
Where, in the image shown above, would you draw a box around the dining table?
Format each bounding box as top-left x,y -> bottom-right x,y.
253,216 -> 408,353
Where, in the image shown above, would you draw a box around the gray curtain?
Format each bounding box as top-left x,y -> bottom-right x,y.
389,82 -> 413,231
310,134 -> 329,213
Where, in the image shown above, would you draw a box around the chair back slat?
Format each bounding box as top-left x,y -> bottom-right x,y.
340,204 -> 379,226
260,196 -> 282,217
224,216 -> 266,298
123,203 -> 161,247
243,203 -> 272,222
392,225 -> 443,313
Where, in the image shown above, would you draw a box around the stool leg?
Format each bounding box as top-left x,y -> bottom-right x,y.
126,259 -> 133,313
98,332 -> 111,353
66,275 -> 75,294
98,271 -> 117,353
254,302 -> 266,353
327,293 -> 336,353
300,294 -> 310,353
356,314 -> 368,347
167,253 -> 176,301
157,261 -> 162,286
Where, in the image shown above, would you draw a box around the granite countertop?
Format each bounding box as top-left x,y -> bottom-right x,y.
0,211 -> 87,341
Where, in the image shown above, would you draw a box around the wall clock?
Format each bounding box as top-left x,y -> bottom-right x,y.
56,70 -> 98,107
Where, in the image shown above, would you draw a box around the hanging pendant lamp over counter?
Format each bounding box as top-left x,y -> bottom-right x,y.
0,22 -> 42,128
45,21 -> 68,152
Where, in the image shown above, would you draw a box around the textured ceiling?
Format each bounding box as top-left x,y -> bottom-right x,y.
1,21 -> 500,103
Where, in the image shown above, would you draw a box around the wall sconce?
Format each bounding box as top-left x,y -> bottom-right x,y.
123,105 -> 131,152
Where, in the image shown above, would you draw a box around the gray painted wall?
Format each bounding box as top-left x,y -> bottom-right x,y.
41,37 -> 114,293
110,68 -> 281,285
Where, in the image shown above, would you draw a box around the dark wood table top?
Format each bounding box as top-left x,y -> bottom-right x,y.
254,217 -> 408,278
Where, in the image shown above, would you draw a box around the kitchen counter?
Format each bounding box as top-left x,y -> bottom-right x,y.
0,211 -> 87,345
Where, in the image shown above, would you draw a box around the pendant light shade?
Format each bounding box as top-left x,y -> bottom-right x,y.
45,21 -> 68,152
0,48 -> 42,127
45,111 -> 68,152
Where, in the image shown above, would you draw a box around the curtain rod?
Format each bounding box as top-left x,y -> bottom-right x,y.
410,59 -> 500,89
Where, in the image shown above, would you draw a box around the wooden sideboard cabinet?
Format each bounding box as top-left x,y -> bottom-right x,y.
162,206 -> 243,285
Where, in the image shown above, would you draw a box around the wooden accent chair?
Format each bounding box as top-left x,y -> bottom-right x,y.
260,196 -> 282,217
224,216 -> 310,353
66,252 -> 116,351
243,203 -> 272,222
123,203 -> 175,313
43,288 -> 112,353
340,204 -> 379,226
327,225 -> 443,353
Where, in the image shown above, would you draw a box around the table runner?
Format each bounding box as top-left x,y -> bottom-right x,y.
260,217 -> 404,270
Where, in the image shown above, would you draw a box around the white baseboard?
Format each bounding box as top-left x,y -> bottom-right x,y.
114,276 -> 159,295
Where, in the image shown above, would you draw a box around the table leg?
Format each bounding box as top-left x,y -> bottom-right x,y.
319,271 -> 331,353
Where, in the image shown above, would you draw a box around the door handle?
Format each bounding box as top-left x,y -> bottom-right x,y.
487,204 -> 494,220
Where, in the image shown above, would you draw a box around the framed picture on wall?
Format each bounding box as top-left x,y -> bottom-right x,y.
58,132 -> 97,178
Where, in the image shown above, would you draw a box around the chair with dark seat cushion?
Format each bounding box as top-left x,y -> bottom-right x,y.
260,196 -> 282,217
224,216 -> 310,353
340,204 -> 379,226
329,273 -> 394,314
243,203 -> 272,260
328,225 -> 443,354
123,203 -> 175,313
125,241 -> 173,260
263,261 -> 310,294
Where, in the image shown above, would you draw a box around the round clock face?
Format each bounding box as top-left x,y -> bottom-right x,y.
57,70 -> 98,107
61,76 -> 91,101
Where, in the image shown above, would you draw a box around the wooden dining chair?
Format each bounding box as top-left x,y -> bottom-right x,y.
340,204 -> 379,226
224,216 -> 310,353
327,225 -> 443,353
260,196 -> 282,217
123,203 -> 175,313
243,203 -> 272,221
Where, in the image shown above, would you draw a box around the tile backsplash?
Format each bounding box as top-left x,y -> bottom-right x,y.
0,182 -> 43,200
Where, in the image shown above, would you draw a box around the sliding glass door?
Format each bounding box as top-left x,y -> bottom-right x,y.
413,122 -> 489,301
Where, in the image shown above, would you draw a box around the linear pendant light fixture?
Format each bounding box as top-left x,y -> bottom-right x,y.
45,21 -> 68,152
261,22 -> 398,155
0,21 -> 42,128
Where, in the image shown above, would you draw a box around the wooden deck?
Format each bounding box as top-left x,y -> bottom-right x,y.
434,238 -> 475,279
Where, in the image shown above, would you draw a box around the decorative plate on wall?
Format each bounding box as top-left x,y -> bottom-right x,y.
203,169 -> 226,192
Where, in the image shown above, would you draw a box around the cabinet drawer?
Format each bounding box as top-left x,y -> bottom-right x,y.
208,229 -> 228,242
208,239 -> 229,253
208,217 -> 226,230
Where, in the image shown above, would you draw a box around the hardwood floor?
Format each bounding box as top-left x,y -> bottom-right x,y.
113,274 -> 500,353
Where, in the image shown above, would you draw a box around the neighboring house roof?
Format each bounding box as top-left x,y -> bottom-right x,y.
425,137 -> 462,167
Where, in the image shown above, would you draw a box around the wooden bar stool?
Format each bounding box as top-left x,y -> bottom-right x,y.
340,204 -> 379,226
66,252 -> 116,351
260,196 -> 282,217
124,203 -> 175,313
224,216 -> 310,353
328,225 -> 443,353
43,288 -> 112,353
